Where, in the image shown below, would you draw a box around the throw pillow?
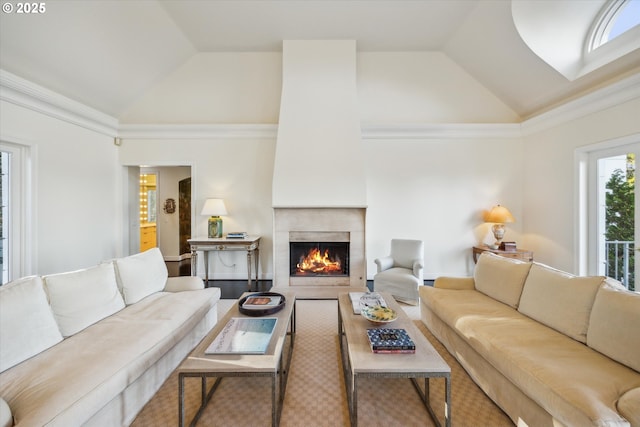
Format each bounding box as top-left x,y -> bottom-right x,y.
0,276 -> 63,372
44,262 -> 125,337
474,252 -> 532,308
114,247 -> 168,305
587,281 -> 640,372
518,263 -> 604,343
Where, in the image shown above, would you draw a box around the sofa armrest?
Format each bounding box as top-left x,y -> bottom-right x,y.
163,276 -> 205,292
433,276 -> 475,290
374,256 -> 394,273
618,387 -> 640,427
412,258 -> 424,279
0,398 -> 12,427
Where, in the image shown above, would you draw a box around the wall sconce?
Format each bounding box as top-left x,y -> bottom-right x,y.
485,205 -> 515,249
201,198 -> 227,238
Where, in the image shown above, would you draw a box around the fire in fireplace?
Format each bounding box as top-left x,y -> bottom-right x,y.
290,242 -> 349,276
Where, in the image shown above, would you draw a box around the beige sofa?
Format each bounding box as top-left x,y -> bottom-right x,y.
420,252 -> 640,427
0,248 -> 221,426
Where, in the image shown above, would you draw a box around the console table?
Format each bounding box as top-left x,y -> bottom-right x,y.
188,236 -> 261,290
473,245 -> 533,263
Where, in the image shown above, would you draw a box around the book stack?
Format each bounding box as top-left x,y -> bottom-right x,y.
227,232 -> 248,239
366,328 -> 416,354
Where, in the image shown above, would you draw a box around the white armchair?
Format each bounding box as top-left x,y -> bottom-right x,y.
373,239 -> 424,305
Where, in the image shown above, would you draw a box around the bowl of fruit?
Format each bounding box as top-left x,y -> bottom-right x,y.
360,305 -> 398,325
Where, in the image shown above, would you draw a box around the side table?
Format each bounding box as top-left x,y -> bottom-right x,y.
473,245 -> 533,263
189,236 -> 260,290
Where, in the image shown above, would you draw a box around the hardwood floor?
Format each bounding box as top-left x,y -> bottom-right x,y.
165,259 -> 271,299
165,259 -> 429,299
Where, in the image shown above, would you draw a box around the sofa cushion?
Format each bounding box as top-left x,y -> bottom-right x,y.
587,282 -> 640,372
0,276 -> 63,373
44,263 -> 125,337
114,248 -> 168,305
0,287 -> 220,426
473,252 -> 532,308
422,285 -> 640,426
518,263 -> 604,343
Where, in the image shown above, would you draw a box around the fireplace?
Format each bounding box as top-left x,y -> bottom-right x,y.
272,208 -> 366,289
290,242 -> 350,277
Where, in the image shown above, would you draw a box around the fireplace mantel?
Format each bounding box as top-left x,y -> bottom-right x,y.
272,207 -> 367,293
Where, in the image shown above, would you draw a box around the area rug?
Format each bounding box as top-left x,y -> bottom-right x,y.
131,300 -> 513,427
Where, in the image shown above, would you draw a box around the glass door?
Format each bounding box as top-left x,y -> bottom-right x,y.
590,143 -> 640,291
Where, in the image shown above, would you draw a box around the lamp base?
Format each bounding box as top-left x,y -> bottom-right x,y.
491,223 -> 505,249
208,216 -> 223,238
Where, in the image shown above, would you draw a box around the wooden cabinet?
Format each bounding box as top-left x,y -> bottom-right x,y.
140,225 -> 156,252
473,245 -> 533,263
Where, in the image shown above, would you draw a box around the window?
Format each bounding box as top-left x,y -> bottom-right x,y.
0,142 -> 29,284
1,151 -> 9,284
590,0 -> 640,50
578,138 -> 640,292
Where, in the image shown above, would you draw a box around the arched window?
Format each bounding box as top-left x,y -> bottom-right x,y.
590,0 -> 640,51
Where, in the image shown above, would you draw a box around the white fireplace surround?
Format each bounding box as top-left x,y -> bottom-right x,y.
273,208 -> 366,288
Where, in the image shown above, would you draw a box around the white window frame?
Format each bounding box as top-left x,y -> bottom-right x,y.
576,134 -> 640,282
0,140 -> 33,283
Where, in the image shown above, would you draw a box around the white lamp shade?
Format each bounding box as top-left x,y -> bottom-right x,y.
201,199 -> 227,216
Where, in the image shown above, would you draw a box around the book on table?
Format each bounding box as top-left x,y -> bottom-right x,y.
241,295 -> 282,309
227,232 -> 248,239
366,328 -> 416,354
205,317 -> 278,354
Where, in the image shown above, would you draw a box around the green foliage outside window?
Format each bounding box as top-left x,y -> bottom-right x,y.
605,154 -> 635,290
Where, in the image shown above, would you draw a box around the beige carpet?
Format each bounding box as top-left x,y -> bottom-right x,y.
131,300 -> 513,427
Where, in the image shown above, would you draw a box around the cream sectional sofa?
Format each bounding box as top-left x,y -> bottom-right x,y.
420,252 -> 640,427
0,248 -> 221,427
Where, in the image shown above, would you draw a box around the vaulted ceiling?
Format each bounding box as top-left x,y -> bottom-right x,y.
1,0 -> 639,121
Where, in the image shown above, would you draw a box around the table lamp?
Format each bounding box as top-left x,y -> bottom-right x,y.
485,205 -> 515,249
201,198 -> 227,238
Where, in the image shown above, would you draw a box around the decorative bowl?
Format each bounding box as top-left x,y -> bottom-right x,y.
361,305 -> 398,324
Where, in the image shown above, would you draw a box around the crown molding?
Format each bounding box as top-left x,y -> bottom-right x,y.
3,68 -> 638,141
118,123 -> 277,139
117,122 -> 522,140
0,70 -> 119,137
361,123 -> 522,139
520,72 -> 640,136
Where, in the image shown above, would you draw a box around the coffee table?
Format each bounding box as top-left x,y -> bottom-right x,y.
338,292 -> 451,427
178,291 -> 296,427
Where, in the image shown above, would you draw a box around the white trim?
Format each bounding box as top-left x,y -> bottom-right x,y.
0,70 -> 118,137
521,73 -> 640,135
0,138 -> 36,280
117,124 -> 277,140
2,68 -> 639,141
575,133 -> 640,279
361,123 -> 522,140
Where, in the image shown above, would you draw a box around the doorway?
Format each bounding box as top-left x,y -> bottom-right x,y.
127,166 -> 192,260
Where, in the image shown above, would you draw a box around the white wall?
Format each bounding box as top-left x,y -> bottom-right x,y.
365,136 -> 524,279
8,49 -> 637,282
522,97 -> 640,273
0,100 -> 121,276
357,52 -> 520,123
118,51 -> 525,281
119,137 -> 275,279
